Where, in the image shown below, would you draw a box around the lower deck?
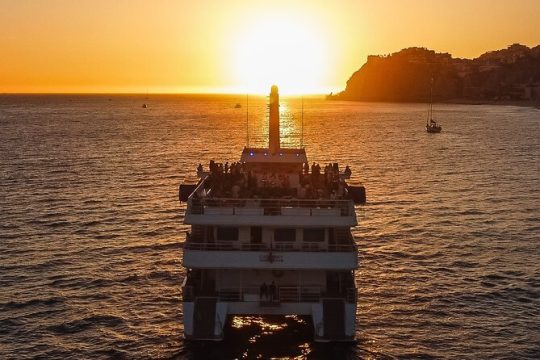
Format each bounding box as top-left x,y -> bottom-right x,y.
182,269 -> 357,341
183,268 -> 356,303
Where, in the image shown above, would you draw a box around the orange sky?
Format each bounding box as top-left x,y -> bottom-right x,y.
1,0 -> 539,94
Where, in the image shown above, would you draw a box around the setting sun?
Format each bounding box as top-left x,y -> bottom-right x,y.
230,13 -> 328,94
0,0 -> 539,94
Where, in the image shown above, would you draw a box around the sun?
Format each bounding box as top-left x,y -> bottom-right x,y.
230,14 -> 328,94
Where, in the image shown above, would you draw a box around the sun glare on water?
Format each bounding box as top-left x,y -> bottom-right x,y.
231,14 -> 328,94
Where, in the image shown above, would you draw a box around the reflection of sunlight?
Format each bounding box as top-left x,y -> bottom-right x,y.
244,96 -> 307,149
228,315 -> 316,360
278,100 -> 304,148
279,103 -> 289,117
280,103 -> 294,146
298,342 -> 312,357
285,314 -> 307,324
231,316 -> 287,332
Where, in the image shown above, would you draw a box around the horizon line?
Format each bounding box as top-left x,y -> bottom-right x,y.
0,91 -> 331,96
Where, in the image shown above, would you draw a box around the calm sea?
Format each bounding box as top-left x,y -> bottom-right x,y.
0,94 -> 539,359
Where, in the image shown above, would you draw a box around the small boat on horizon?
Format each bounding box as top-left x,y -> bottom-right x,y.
234,103 -> 242,108
426,119 -> 442,133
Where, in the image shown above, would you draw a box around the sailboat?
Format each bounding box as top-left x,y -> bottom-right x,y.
426,78 -> 442,133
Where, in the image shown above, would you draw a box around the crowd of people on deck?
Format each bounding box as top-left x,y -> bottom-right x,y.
200,160 -> 258,198
196,160 -> 353,200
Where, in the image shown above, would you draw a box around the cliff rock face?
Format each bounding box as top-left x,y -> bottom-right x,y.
331,44 -> 540,102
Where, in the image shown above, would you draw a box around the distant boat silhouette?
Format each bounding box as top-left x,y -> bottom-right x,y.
142,103 -> 148,108
426,78 -> 442,133
235,103 -> 242,108
426,119 -> 442,133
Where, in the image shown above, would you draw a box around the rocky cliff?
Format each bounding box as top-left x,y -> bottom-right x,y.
330,44 -> 540,102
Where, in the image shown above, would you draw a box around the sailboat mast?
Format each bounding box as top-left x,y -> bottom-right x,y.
429,77 -> 433,122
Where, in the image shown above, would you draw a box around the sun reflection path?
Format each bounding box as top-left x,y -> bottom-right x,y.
228,315 -> 316,359
231,315 -> 287,332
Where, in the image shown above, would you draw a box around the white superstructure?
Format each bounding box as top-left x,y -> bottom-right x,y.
179,86 -> 365,341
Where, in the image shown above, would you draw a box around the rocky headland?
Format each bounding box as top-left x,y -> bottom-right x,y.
329,44 -> 540,106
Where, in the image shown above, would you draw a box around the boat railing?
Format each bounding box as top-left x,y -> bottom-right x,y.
187,197 -> 354,217
217,289 -> 242,302
184,240 -> 356,253
216,286 -> 322,303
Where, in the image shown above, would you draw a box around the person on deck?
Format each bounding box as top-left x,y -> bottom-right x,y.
260,282 -> 268,301
269,281 -> 277,302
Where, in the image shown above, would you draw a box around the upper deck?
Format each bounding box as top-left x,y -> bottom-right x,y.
184,155 -> 358,227
181,85 -> 365,226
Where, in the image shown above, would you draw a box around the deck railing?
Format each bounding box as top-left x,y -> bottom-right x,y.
184,285 -> 357,304
184,231 -> 356,253
184,240 -> 356,253
187,197 -> 355,217
216,286 -> 323,303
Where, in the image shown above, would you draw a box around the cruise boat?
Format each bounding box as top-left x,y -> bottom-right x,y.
179,85 -> 366,342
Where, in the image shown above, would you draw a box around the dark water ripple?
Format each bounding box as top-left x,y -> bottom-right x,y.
0,95 -> 539,359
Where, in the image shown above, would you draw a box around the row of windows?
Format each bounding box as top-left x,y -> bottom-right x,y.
216,227 -> 327,242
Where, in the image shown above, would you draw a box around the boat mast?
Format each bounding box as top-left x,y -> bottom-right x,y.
301,95 -> 304,148
429,77 -> 434,124
246,93 -> 249,147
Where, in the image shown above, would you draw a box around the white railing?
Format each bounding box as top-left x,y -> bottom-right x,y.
216,286 -> 322,303
217,289 -> 241,302
184,240 -> 356,253
188,197 -> 354,217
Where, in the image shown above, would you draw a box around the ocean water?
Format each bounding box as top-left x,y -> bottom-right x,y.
0,94 -> 539,359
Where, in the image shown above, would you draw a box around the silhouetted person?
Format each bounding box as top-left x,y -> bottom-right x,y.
344,165 -> 352,178
260,282 -> 268,301
197,163 -> 203,173
269,281 -> 277,302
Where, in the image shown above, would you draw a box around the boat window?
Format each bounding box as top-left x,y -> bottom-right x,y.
303,228 -> 325,242
216,227 -> 238,241
274,228 -> 296,242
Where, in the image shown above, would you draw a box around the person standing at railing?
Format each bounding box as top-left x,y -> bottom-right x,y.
260,282 -> 268,301
269,281 -> 277,302
344,165 -> 352,178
